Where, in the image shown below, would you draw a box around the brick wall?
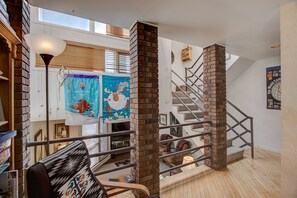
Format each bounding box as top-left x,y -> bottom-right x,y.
5,0 -> 30,196
129,22 -> 160,197
203,44 -> 227,170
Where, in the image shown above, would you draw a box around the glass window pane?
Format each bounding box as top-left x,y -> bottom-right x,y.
39,8 -> 89,31
95,22 -> 107,34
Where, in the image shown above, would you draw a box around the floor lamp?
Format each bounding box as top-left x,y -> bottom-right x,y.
25,33 -> 66,155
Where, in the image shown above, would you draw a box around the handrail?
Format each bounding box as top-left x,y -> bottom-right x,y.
172,70 -> 204,103
172,91 -> 202,121
182,52 -> 254,159
27,130 -> 135,147
159,144 -> 211,160
159,120 -> 210,129
89,146 -> 134,158
187,62 -> 203,78
160,132 -> 210,144
172,80 -> 204,112
188,53 -> 204,70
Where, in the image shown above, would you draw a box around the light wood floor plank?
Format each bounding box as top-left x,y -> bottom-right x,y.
114,148 -> 280,198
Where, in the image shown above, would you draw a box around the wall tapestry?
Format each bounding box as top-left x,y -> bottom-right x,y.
102,75 -> 130,122
64,74 -> 100,125
266,66 -> 281,110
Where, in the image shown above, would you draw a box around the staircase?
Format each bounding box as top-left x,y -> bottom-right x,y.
172,86 -> 245,164
170,52 -> 254,164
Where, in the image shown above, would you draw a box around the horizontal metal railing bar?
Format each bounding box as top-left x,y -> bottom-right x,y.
89,146 -> 134,158
27,130 -> 135,147
93,163 -> 136,176
159,156 -> 210,175
160,132 -> 211,144
159,144 -> 211,160
159,120 -> 210,130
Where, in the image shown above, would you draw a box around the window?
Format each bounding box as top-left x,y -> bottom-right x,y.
105,50 -> 117,73
95,22 -> 107,34
118,53 -> 130,73
39,8 -> 90,31
105,50 -> 130,74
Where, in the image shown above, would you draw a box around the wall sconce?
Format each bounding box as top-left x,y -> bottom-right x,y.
24,33 -> 66,155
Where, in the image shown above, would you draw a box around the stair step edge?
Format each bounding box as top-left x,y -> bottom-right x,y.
227,146 -> 244,155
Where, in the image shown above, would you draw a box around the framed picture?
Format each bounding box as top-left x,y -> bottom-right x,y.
170,112 -> 182,137
55,123 -> 69,139
34,129 -> 43,163
266,66 -> 281,110
159,114 -> 167,126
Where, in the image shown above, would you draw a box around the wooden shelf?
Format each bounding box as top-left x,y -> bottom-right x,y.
0,76 -> 9,81
0,121 -> 8,126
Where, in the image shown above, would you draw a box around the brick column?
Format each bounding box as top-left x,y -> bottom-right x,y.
130,22 -> 159,197
203,44 -> 227,170
5,0 -> 30,196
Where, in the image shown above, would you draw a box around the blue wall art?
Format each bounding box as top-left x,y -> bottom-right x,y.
64,74 -> 100,125
102,75 -> 130,122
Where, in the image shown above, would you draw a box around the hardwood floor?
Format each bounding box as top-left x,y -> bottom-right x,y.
113,148 -> 280,198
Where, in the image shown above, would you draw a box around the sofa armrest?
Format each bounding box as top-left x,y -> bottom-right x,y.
99,180 -> 150,197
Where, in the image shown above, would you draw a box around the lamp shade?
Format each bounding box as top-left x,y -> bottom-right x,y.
24,33 -> 66,57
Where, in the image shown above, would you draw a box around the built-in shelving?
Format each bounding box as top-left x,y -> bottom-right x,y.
0,9 -> 21,171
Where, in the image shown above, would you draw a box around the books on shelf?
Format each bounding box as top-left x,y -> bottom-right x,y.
0,147 -> 10,165
0,170 -> 18,198
0,162 -> 9,174
0,131 -> 16,166
0,138 -> 11,153
0,131 -> 16,143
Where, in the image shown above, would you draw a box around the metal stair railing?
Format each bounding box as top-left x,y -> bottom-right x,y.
174,54 -> 254,158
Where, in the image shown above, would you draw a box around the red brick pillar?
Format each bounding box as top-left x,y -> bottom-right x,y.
5,0 -> 30,196
203,44 -> 227,170
130,22 -> 159,197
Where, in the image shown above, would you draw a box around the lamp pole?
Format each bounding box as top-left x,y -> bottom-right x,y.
40,54 -> 53,156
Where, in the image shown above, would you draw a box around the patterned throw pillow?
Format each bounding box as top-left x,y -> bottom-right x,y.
40,141 -> 106,198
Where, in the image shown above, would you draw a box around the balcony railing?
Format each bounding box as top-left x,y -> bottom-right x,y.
27,120 -> 211,180
159,120 -> 211,175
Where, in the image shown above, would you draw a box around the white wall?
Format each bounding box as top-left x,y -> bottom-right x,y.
158,37 -> 172,117
171,41 -> 203,86
228,56 -> 281,152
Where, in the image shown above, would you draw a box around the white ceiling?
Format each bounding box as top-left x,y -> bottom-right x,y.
30,0 -> 292,60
